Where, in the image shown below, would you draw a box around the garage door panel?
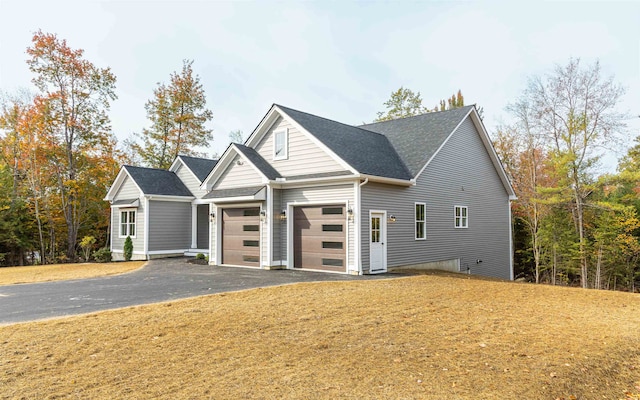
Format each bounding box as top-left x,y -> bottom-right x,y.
222,207 -> 260,266
298,253 -> 345,272
223,223 -> 260,236
294,205 -> 346,272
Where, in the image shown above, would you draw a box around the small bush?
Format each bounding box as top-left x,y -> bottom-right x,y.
196,253 -> 205,260
80,236 -> 97,262
124,236 -> 133,261
93,247 -> 112,263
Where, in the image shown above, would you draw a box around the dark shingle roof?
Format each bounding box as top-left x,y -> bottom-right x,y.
234,144 -> 282,180
178,155 -> 218,182
124,166 -> 193,197
276,105 -> 412,181
359,105 -> 474,176
203,185 -> 265,199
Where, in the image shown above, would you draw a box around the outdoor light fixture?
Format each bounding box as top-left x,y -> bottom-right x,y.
209,211 -> 216,221
388,215 -> 397,223
260,210 -> 266,221
280,210 -> 287,221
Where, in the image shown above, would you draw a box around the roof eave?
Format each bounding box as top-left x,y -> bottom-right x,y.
270,174 -> 358,188
359,174 -> 415,187
144,194 -> 196,202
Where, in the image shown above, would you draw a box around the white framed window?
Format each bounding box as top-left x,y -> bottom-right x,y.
120,209 -> 137,238
454,206 -> 468,228
415,202 -> 426,240
273,128 -> 288,160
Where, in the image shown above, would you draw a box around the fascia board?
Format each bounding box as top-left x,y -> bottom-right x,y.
360,174 -> 415,187
145,195 -> 195,202
271,175 -> 357,189
468,109 -> 517,198
201,143 -> 235,190
245,105 -> 281,148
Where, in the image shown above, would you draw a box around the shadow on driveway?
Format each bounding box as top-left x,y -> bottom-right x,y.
0,258 -> 390,325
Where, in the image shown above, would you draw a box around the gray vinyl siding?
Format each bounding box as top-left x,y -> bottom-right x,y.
114,176 -> 141,199
360,116 -> 511,279
110,176 -> 144,256
272,188 -> 283,262
255,117 -> 347,177
197,204 -> 209,249
148,200 -> 191,251
210,204 -> 217,264
214,154 -> 263,189
280,184 -> 355,271
175,164 -> 207,198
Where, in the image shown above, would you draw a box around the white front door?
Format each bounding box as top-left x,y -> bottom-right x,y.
369,211 -> 387,273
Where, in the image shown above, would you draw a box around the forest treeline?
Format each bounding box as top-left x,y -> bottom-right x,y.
1,32 -> 638,292
0,32 -> 213,266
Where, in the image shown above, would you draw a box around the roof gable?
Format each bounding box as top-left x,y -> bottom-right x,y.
234,144 -> 281,180
175,155 -> 218,182
124,166 -> 194,197
359,105 -> 475,177
202,143 -> 277,190
276,105 -> 412,181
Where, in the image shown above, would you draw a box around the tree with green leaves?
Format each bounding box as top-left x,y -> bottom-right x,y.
523,58 -> 626,288
375,87 -> 467,122
26,31 -> 118,260
130,60 -> 213,169
375,87 -> 427,122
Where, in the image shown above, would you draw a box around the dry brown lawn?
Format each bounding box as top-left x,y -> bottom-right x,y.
1,274 -> 639,399
0,261 -> 146,285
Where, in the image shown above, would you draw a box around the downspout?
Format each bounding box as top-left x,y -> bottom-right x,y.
355,178 -> 369,275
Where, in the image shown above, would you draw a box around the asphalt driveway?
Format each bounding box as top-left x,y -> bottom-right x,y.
0,258 -> 386,325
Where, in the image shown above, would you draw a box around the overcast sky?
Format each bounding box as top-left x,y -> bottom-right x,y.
1,0 -> 638,169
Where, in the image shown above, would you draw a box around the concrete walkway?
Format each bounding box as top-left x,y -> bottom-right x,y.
0,258 -> 388,325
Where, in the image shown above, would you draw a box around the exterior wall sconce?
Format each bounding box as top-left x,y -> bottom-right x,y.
347,207 -> 354,221
280,210 -> 287,221
209,211 -> 216,221
260,210 -> 266,221
388,215 -> 397,223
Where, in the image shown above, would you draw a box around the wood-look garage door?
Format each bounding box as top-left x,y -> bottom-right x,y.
294,205 -> 346,272
222,208 -> 260,266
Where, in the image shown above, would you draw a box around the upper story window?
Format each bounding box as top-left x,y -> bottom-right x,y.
273,128 -> 288,160
454,206 -> 468,228
120,209 -> 137,238
415,203 -> 426,240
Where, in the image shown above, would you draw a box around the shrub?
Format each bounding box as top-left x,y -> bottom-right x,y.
80,236 -> 97,262
124,236 -> 133,261
93,247 -> 112,263
196,253 -> 205,260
